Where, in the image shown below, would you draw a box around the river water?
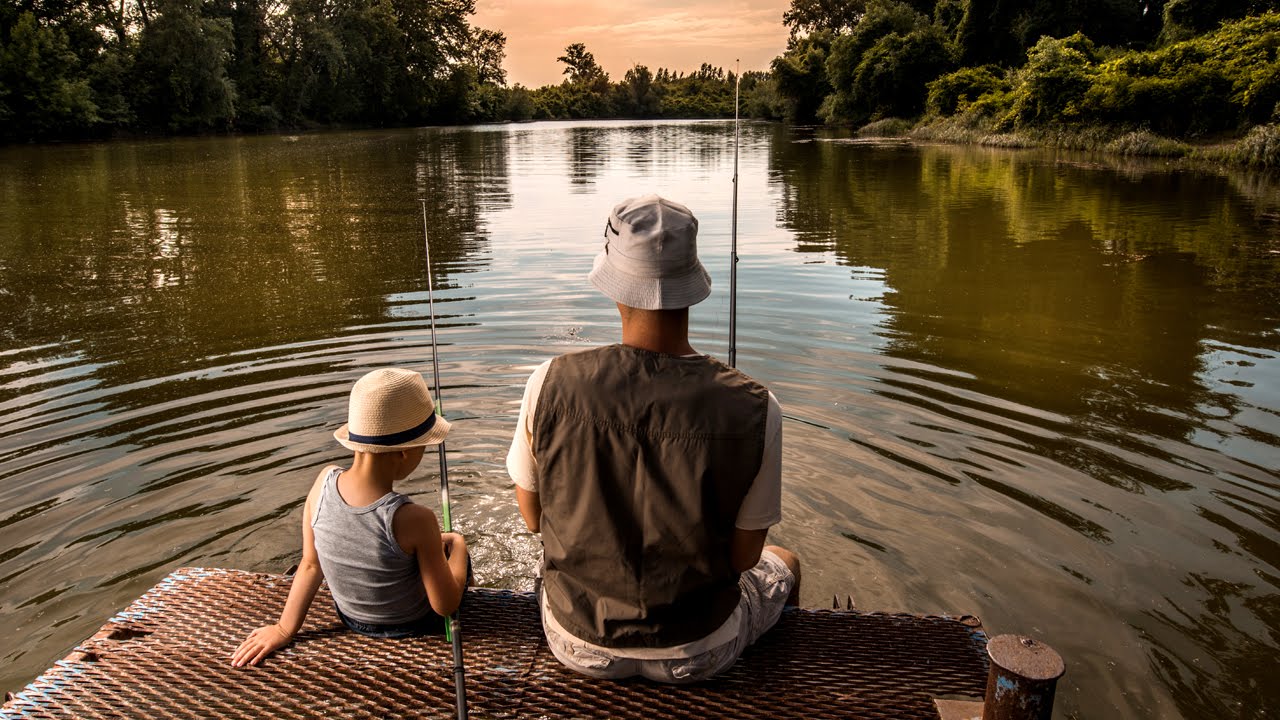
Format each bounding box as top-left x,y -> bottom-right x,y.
0,120 -> 1276,718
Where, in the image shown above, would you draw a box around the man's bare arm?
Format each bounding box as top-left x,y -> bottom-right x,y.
516,486 -> 541,533
729,527 -> 768,573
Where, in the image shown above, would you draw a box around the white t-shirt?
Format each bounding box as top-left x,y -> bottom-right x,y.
506,357 -> 784,530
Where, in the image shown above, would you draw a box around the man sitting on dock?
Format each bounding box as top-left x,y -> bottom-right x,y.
507,194 -> 801,682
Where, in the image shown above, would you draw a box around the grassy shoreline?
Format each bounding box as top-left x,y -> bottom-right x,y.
854,117 -> 1280,171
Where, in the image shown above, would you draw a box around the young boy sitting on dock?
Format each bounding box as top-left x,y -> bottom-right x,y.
231,368 -> 470,666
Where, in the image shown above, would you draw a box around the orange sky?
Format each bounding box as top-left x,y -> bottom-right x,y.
472,0 -> 793,88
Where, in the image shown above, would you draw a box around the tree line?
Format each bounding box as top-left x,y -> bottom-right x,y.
0,0 -> 767,142
767,0 -> 1280,143
0,0 -> 514,140
524,43 -> 772,121
3,0 -> 1279,151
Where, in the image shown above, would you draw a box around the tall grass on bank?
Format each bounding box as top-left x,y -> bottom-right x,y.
1199,124 -> 1280,169
856,118 -> 916,137
906,117 -> 1280,165
1105,132 -> 1191,158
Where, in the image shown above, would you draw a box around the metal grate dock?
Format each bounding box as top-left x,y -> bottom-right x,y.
3,567 -> 990,718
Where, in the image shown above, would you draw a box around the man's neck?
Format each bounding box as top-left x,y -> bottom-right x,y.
618,304 -> 696,355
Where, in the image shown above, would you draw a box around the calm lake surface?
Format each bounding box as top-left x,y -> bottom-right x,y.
1,120 -> 1277,718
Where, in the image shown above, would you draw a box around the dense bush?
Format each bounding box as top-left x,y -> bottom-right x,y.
1006,33 -> 1098,128
925,64 -> 1008,115
772,0 -> 1279,156
1085,12 -> 1280,135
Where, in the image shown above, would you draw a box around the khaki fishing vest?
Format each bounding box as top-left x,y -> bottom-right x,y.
533,344 -> 769,648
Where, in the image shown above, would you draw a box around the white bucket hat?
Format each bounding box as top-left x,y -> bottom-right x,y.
334,368 -> 451,453
588,194 -> 712,310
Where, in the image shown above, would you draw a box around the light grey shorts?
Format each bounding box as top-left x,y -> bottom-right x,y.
542,550 -> 795,683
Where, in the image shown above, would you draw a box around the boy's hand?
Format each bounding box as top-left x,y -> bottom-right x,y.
441,532 -> 468,559
231,624 -> 293,667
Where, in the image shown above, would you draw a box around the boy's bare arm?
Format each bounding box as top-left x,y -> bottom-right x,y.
231,469 -> 329,667
441,531 -> 469,591
396,503 -> 466,616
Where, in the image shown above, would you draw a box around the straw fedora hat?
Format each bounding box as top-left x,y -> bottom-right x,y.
588,194 -> 712,310
334,368 -> 451,453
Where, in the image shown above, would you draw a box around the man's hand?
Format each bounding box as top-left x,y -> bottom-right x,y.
231,624 -> 292,667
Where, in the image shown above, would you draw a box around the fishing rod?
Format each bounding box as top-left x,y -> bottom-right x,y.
728,60 -> 741,369
420,200 -> 468,720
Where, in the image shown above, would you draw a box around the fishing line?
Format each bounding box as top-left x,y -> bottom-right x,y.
420,199 -> 468,720
729,60 -> 741,369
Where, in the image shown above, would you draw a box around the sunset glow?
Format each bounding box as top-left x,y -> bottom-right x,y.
472,0 -> 791,88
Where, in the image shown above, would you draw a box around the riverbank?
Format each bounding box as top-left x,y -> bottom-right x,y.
853,118 -> 1280,171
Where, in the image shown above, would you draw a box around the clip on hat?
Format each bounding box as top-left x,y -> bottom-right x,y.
588,194 -> 712,310
334,368 -> 451,453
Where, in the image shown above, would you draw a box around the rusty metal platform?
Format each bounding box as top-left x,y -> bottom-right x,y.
2,567 -> 990,719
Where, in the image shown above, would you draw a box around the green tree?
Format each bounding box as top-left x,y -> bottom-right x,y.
771,30 -> 835,122
658,63 -> 734,117
784,0 -> 867,37
955,0 -> 1019,66
435,62 -> 482,122
503,83 -> 534,120
822,0 -> 952,123
551,42 -> 612,118
532,82 -> 570,119
1161,0 -> 1279,42
334,0 -> 410,123
132,0 -> 236,131
0,12 -> 99,140
275,0 -> 350,123
557,42 -> 606,84
846,24 -> 954,120
1010,0 -> 1155,50
742,71 -> 787,119
621,64 -> 662,116
826,0 -> 923,93
88,39 -> 135,129
468,27 -> 506,85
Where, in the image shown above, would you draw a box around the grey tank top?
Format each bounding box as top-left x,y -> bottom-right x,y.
311,467 -> 431,624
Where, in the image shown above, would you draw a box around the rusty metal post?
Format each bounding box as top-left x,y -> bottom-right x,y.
981,635 -> 1065,720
